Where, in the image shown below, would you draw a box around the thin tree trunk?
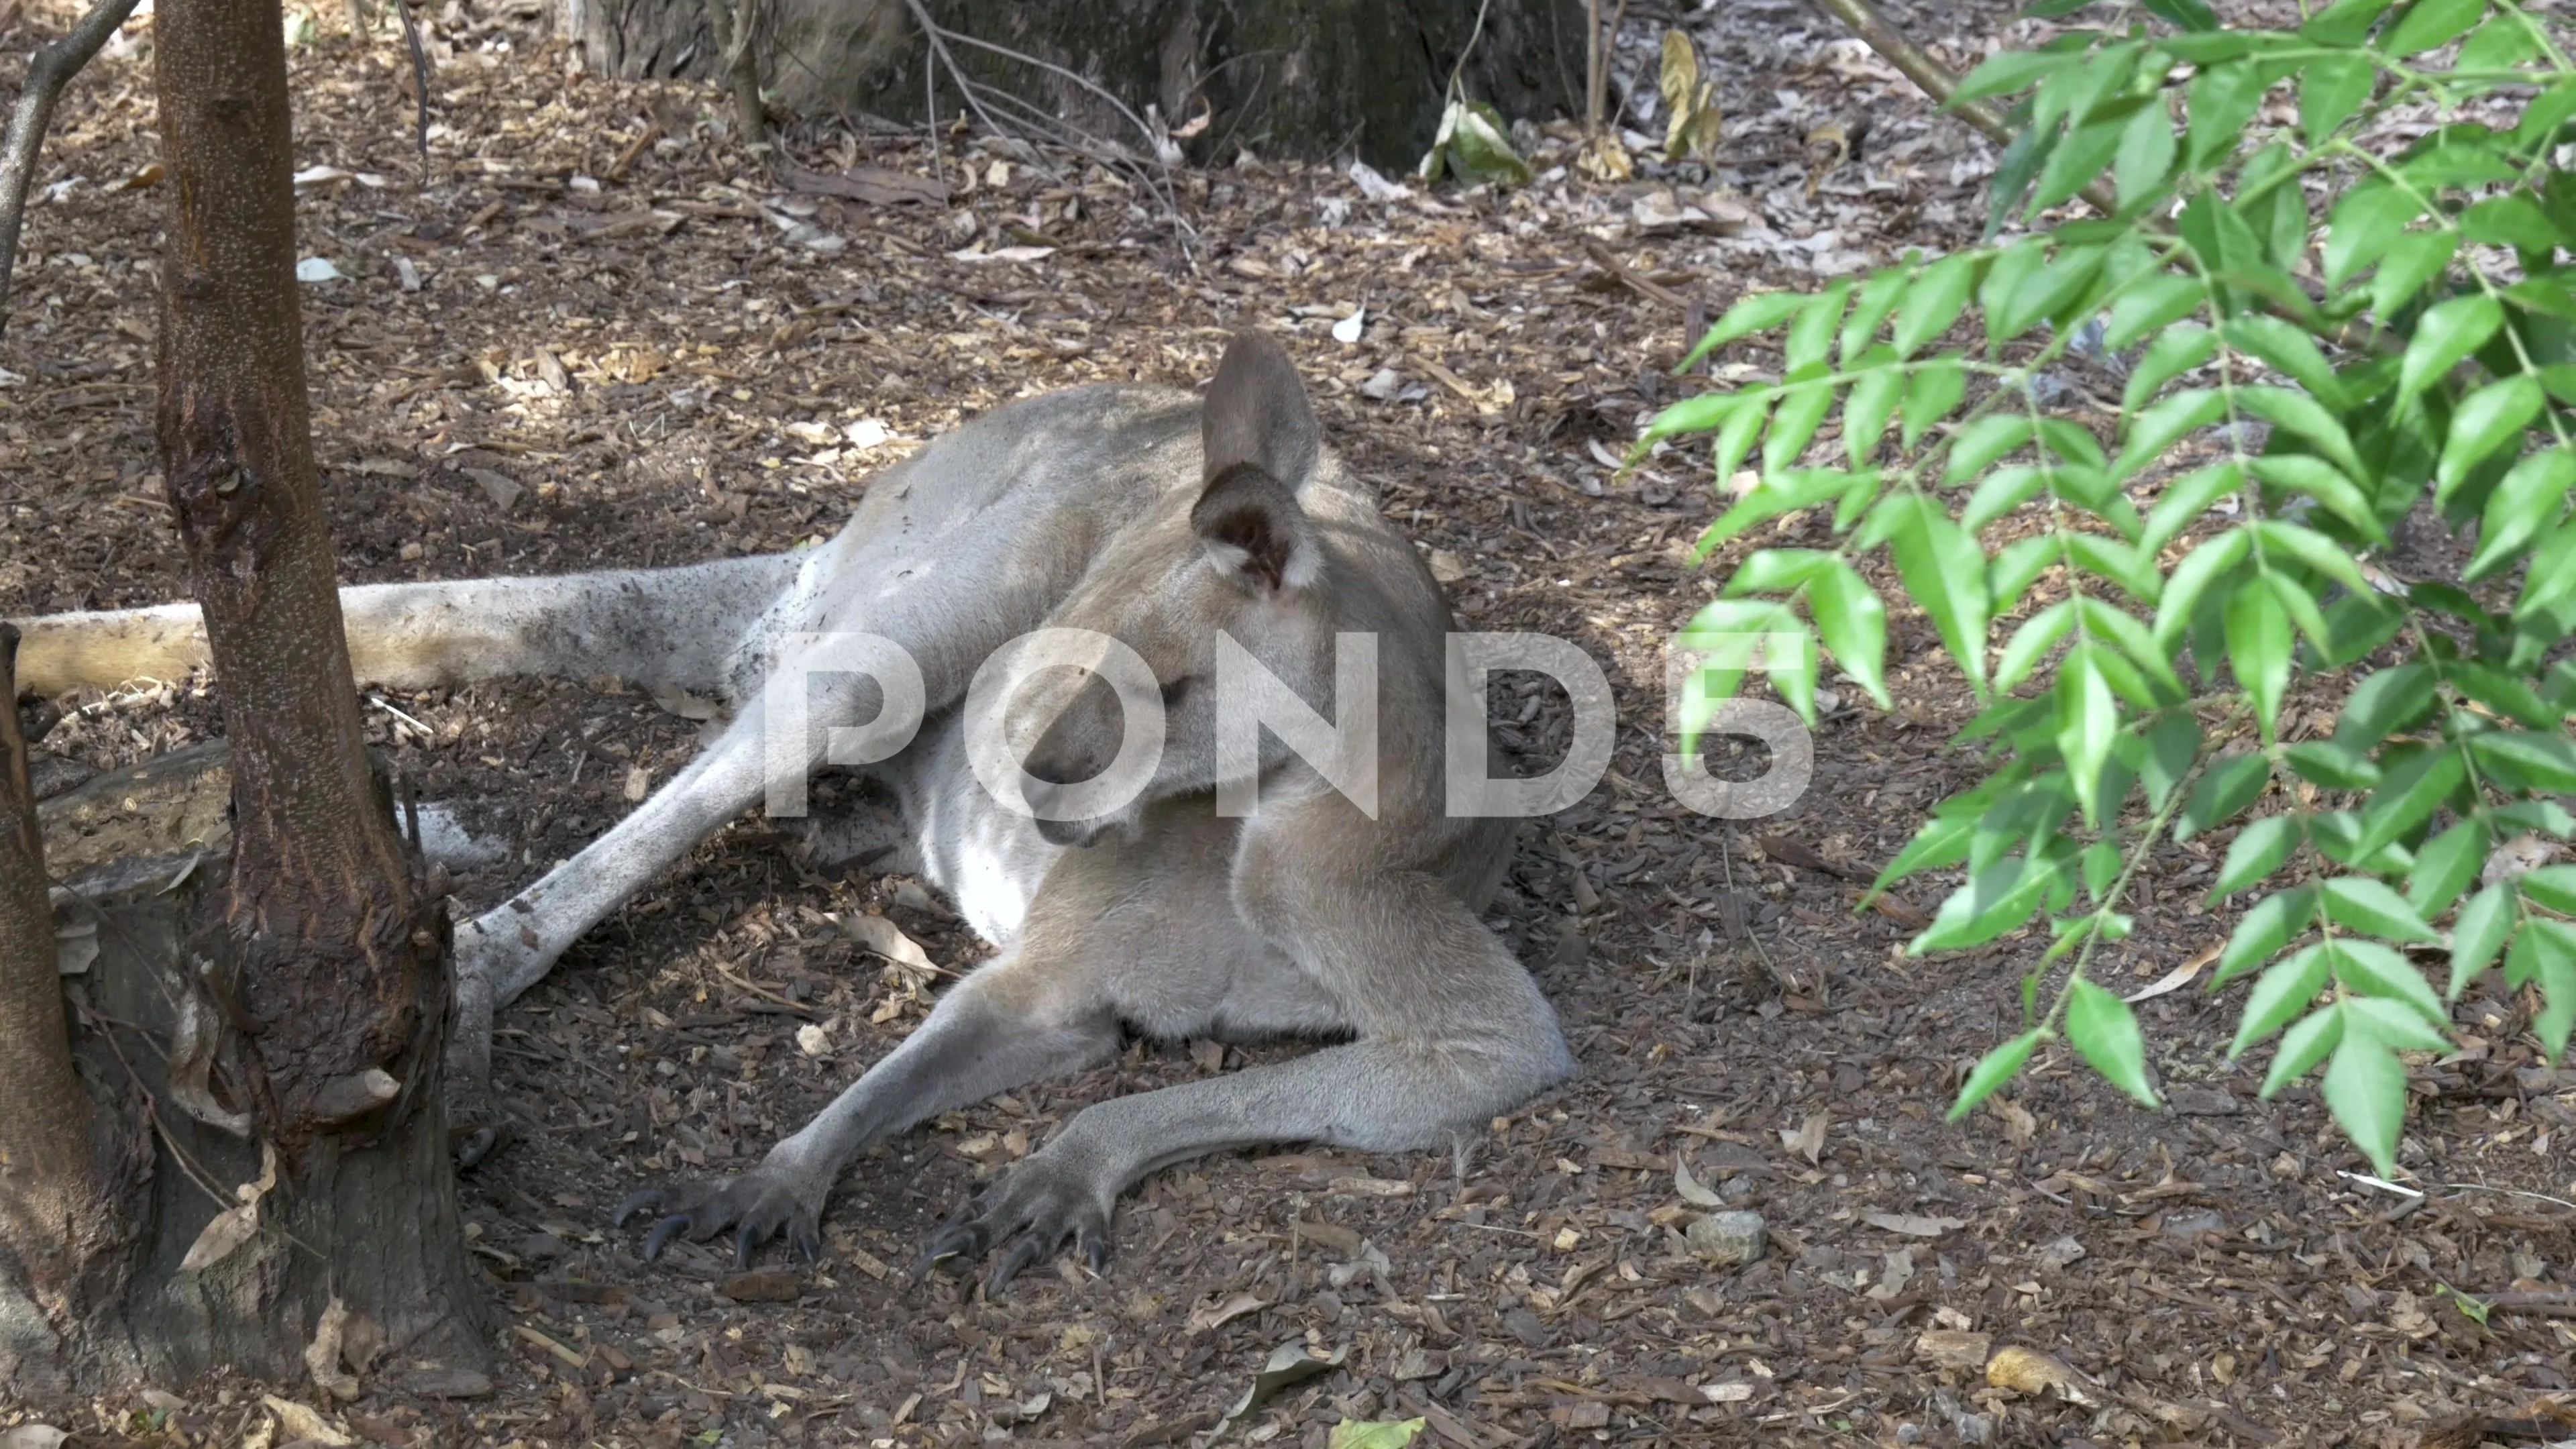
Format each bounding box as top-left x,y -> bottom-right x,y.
156,0 -> 447,1140
0,623 -> 93,1313
7,0 -> 488,1395
7,0 -> 481,1395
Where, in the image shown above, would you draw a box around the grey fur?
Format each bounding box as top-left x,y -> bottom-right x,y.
9,333 -> 1575,1284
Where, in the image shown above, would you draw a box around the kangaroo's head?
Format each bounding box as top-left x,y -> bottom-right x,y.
1005,330 -> 1344,846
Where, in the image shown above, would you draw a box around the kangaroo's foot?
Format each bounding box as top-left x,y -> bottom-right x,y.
916,1139 -> 1116,1296
614,1150 -> 831,1268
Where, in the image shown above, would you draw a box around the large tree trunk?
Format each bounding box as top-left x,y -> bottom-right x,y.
567,0 -> 1587,170
0,0 -> 484,1396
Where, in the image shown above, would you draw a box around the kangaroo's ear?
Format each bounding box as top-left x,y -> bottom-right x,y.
1201,329 -> 1321,488
1193,462 -> 1320,594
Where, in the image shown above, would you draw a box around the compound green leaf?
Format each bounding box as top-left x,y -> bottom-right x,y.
1947,1028 -> 2047,1120
2321,1034 -> 2404,1176
2298,51 -> 2376,143
2382,0 -> 2487,56
2261,1002 -> 2344,1095
2225,576 -> 2294,739
2407,816 -> 2489,918
2467,447 -> 2576,582
2324,184 -> 2419,290
1894,252 -> 1980,359
2320,875 -> 2442,944
2436,374 -> 2545,500
2180,750 -> 2273,841
1809,558 -> 1892,708
2212,814 -> 2301,900
2231,942 -> 2330,1053
2370,230 -> 2462,316
2400,293 -> 2504,402
2068,977 -> 2160,1106
1682,291 -> 1811,371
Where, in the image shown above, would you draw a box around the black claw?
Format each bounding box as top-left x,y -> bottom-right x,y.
735,1220 -> 763,1269
1082,1230 -> 1109,1274
987,1234 -> 1046,1297
643,1212 -> 692,1262
611,1189 -> 665,1229
793,1221 -> 822,1265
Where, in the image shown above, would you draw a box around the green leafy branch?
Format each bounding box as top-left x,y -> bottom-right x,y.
1641,0 -> 2576,1173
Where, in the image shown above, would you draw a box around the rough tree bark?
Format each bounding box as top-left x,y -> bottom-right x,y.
0,626 -> 104,1371
0,0 -> 483,1395
565,0 -> 1586,170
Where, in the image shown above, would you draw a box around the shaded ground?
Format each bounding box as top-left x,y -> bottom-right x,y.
5,0 -> 2575,1445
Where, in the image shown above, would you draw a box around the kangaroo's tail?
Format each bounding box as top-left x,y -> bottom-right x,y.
11,553 -> 801,699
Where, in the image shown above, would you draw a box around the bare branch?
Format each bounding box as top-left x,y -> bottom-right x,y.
0,0 -> 144,338
396,0 -> 431,173
896,0 -> 1193,258
1805,0 -> 2117,217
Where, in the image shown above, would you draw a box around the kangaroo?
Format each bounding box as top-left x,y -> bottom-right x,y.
11,331 -> 1576,1285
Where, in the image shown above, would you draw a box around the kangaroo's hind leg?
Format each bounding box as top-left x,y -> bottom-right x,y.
611,803 -> 1299,1273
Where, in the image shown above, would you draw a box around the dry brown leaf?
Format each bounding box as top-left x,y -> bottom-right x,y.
262,1395 -> 353,1446
304,1297 -> 360,1401
2125,944 -> 2217,1002
1187,1291 -> 1270,1333
1673,1156 -> 1723,1208
180,1140 -> 278,1273
1862,1211 -> 1965,1238
1781,1110 -> 1828,1165
1986,1346 -> 2092,1403
845,913 -> 936,977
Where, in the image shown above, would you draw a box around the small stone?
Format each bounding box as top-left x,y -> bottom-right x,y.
2167,1084 -> 2239,1116
1501,1307 -> 1553,1348
1686,1210 -> 1767,1267
464,467 -> 523,511
1358,368 -> 1403,401
1426,549 -> 1468,584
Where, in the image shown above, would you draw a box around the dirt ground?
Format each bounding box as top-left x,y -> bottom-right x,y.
5,0 -> 2576,1444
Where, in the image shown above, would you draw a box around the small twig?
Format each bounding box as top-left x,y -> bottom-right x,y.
0,0 -> 144,338
918,5 -> 943,189
1580,235 -> 1688,309
1585,0 -> 1602,135
605,115 -> 662,182
395,0 -> 430,173
1446,0 -> 1493,102
712,960 -> 820,1016
2474,1291 -> 2576,1319
2434,1181 -> 2576,1214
